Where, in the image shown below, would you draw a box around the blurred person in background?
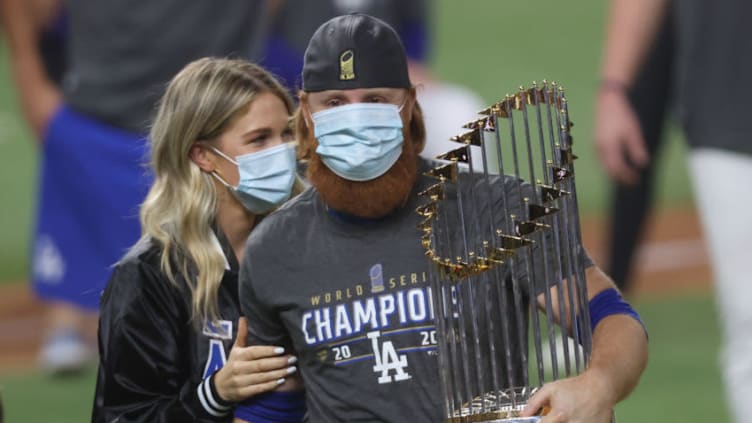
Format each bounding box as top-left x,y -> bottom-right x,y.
93,57 -> 305,422
259,0 -> 485,162
0,0 -> 65,136
0,0 -> 271,375
596,8 -> 674,293
0,0 -> 80,374
595,0 -> 752,420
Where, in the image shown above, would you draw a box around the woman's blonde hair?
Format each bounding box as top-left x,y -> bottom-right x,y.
140,57 -> 294,325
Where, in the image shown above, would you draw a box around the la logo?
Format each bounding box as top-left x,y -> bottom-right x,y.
368,330 -> 410,384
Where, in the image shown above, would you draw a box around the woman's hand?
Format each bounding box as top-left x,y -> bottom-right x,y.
213,317 -> 298,402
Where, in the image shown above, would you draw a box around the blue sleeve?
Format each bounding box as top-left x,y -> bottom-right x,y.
588,288 -> 642,331
583,288 -> 648,342
234,390 -> 306,423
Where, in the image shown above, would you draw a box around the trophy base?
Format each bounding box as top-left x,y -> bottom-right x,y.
445,415 -> 541,423
444,387 -> 544,423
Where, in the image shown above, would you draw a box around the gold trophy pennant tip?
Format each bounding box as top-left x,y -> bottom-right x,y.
558,148 -> 578,165
526,87 -> 546,105
418,182 -> 445,199
515,220 -> 551,236
416,202 -> 438,218
539,184 -> 571,202
528,203 -> 559,220
486,247 -> 515,263
551,166 -> 572,183
478,102 -> 510,119
462,116 -> 497,131
433,255 -> 495,281
417,222 -> 432,234
436,145 -> 471,163
423,162 -> 458,182
497,233 -> 534,249
509,94 -> 524,111
449,127 -> 483,146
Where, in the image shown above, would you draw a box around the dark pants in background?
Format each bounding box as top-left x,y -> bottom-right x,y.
607,9 -> 674,292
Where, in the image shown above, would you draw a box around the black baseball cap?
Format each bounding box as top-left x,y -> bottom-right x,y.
302,13 -> 411,92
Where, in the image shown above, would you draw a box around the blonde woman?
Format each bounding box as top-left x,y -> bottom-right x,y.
92,58 -> 306,422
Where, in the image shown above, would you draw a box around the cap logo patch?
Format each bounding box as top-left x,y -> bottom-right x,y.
339,49 -> 355,81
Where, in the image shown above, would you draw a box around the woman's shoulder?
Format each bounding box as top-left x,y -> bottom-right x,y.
103,238 -> 184,314
110,237 -> 164,285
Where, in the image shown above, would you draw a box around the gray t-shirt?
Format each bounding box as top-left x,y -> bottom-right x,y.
673,0 -> 752,155
239,162 -> 584,422
64,0 -> 267,133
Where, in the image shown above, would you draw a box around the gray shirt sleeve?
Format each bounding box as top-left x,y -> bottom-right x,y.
238,237 -> 295,352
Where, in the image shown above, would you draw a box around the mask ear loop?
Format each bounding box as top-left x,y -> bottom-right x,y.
398,97 -> 408,113
397,87 -> 416,113
201,144 -> 238,189
207,145 -> 238,165
301,103 -> 313,130
211,171 -> 236,191
297,101 -> 317,165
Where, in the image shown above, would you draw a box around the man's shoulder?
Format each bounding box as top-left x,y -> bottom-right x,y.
277,186 -> 317,214
267,187 -> 317,224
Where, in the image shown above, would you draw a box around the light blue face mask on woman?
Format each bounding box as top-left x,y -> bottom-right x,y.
210,142 -> 297,214
312,103 -> 404,181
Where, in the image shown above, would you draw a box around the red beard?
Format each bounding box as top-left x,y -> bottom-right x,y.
307,141 -> 418,219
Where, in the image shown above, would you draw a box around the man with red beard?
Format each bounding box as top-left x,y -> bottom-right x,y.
234,14 -> 648,423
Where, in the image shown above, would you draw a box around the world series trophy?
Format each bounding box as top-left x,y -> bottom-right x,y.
417,81 -> 594,422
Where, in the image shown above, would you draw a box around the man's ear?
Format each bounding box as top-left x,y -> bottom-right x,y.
189,143 -> 216,173
299,93 -> 312,129
402,88 -> 418,120
296,93 -> 317,161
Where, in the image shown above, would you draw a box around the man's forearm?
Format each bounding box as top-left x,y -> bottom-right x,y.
600,0 -> 670,86
1,0 -> 54,87
1,0 -> 41,61
588,313 -> 648,404
0,0 -> 62,136
582,266 -> 649,403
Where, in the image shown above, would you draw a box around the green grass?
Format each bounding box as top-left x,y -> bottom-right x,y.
616,294 -> 728,421
0,294 -> 724,422
0,40 -> 38,284
0,365 -> 97,423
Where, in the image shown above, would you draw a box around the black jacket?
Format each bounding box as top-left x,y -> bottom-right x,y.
92,232 -> 241,422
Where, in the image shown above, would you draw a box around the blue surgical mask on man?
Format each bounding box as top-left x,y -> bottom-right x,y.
312,102 -> 405,181
210,142 -> 296,214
